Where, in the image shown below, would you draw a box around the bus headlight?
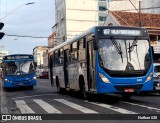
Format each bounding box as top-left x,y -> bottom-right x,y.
33,76 -> 36,80
145,73 -> 153,82
99,73 -> 110,83
4,79 -> 12,82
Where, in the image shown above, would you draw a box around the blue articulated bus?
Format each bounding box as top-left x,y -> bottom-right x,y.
48,26 -> 154,98
1,54 -> 37,89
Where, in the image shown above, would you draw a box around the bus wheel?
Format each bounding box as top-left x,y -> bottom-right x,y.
79,77 -> 87,99
122,93 -> 132,100
56,78 -> 63,93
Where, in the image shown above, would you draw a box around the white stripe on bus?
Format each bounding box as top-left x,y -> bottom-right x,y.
15,100 -> 35,114
33,99 -> 61,113
55,99 -> 98,113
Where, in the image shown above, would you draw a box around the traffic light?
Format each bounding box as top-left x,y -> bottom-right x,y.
0,22 -> 5,39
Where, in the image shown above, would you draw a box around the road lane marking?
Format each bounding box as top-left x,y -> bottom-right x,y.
33,99 -> 61,113
120,101 -> 160,112
55,99 -> 98,113
87,101 -> 137,114
15,100 -> 35,114
12,93 -> 58,99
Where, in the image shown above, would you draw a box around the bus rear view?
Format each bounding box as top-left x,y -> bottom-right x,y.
1,54 -> 37,90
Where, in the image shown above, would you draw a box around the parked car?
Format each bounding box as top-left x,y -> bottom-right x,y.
153,63 -> 160,93
36,68 -> 48,79
42,71 -> 48,79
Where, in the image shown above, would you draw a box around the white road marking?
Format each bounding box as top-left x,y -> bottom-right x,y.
120,101 -> 160,112
87,101 -> 137,114
55,99 -> 98,113
12,93 -> 58,99
15,100 -> 35,114
33,99 -> 61,113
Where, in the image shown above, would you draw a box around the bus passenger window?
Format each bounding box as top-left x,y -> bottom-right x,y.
60,49 -> 64,65
71,42 -> 78,62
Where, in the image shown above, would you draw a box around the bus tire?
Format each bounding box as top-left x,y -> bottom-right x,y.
56,77 -> 64,93
79,76 -> 87,99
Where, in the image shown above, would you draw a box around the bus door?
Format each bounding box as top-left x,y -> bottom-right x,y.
49,55 -> 54,86
64,49 -> 69,88
87,41 -> 96,91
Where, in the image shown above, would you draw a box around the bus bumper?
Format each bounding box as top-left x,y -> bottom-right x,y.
3,80 -> 37,88
97,81 -> 153,93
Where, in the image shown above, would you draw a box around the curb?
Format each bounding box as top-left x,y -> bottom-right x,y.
0,79 -> 9,114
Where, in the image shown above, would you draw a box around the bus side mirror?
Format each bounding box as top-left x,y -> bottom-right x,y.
34,62 -> 37,68
151,46 -> 154,57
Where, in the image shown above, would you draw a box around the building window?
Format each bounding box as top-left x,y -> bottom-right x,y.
99,6 -> 107,11
99,16 -> 106,21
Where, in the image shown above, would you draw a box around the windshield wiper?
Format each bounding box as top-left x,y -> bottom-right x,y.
128,38 -> 141,69
128,38 -> 137,61
111,37 -> 123,63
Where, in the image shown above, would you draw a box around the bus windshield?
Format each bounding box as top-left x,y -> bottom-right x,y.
98,39 -> 151,74
4,60 -> 35,75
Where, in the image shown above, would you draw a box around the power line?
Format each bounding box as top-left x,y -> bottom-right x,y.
5,34 -> 70,39
5,34 -> 48,38
128,0 -> 139,12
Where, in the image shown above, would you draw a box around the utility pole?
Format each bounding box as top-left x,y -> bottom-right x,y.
139,0 -> 141,27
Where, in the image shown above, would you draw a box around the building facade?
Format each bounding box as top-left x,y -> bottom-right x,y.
48,32 -> 56,48
55,0 -> 106,45
141,0 -> 160,14
110,0 -> 140,12
33,46 -> 48,68
0,50 -> 8,63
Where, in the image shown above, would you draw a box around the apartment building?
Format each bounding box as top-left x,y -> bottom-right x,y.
55,0 -> 110,45
0,50 -> 8,63
33,46 -> 48,68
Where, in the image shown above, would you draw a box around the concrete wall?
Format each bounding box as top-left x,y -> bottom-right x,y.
55,0 -> 99,45
105,13 -> 120,26
141,0 -> 160,14
66,0 -> 98,40
110,0 -> 139,12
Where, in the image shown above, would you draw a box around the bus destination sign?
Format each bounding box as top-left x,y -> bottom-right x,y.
4,55 -> 33,60
103,29 -> 142,36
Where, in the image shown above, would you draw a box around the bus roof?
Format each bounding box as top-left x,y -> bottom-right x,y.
48,26 -> 148,53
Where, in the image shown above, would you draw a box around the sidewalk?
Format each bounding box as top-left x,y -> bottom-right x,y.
0,78 -> 9,114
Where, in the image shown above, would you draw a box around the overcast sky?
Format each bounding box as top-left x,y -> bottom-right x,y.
0,0 -> 55,54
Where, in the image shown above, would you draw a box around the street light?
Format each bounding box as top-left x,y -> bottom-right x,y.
0,2 -> 35,21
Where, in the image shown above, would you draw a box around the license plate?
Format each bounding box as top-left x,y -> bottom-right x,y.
155,86 -> 160,90
18,83 -> 24,86
124,88 -> 134,92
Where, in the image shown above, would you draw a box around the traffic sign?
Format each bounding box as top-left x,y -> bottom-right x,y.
0,32 -> 5,39
0,22 -> 4,30
0,22 -> 5,39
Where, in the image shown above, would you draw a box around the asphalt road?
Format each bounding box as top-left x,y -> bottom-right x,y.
1,78 -> 160,123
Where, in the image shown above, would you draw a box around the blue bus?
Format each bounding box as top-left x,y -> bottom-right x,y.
1,54 -> 37,89
48,26 -> 153,98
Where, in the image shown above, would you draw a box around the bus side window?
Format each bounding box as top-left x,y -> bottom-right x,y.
71,42 -> 78,62
60,48 -> 64,65
54,50 -> 60,66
